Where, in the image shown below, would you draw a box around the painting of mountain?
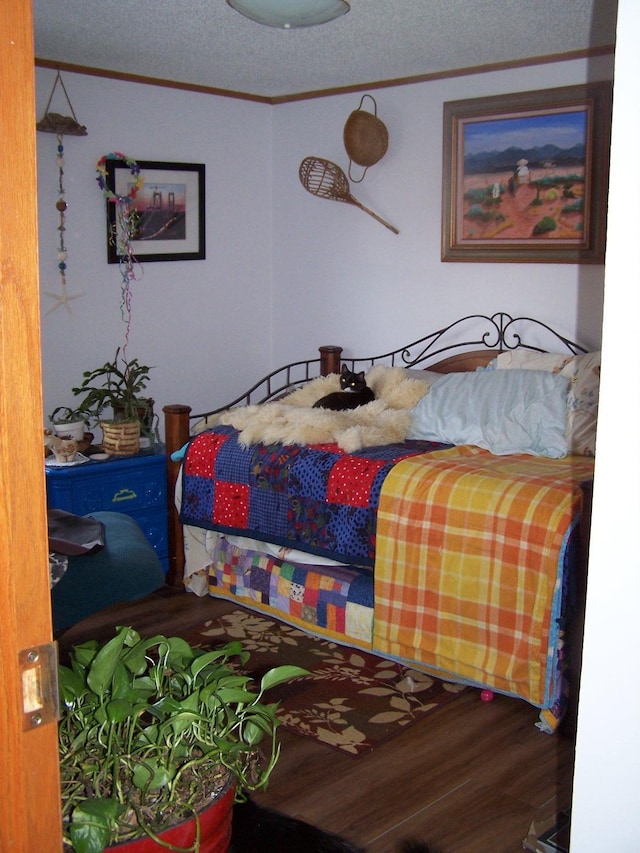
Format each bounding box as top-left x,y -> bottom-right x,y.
443,83 -> 611,263
459,108 -> 589,242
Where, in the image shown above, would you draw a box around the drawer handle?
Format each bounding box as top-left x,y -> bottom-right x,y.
112,488 -> 137,503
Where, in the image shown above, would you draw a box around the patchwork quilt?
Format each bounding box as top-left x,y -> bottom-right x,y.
179,425 -> 447,567
206,535 -> 375,645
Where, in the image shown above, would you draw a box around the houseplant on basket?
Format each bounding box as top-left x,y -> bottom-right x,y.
70,348 -> 156,455
59,625 -> 307,852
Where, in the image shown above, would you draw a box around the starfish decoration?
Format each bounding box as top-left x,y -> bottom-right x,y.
44,287 -> 85,315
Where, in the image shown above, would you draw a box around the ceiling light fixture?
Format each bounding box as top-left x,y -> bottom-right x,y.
226,0 -> 350,29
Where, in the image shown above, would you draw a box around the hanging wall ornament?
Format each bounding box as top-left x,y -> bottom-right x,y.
36,70 -> 88,137
37,70 -> 88,314
299,156 -> 399,234
343,94 -> 389,183
96,153 -> 144,351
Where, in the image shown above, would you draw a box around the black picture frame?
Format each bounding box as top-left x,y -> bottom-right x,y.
442,83 -> 612,264
105,160 -> 205,263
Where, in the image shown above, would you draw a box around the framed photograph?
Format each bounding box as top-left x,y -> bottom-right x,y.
442,83 -> 612,263
105,160 -> 205,263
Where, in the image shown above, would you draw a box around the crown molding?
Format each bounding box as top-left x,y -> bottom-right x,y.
36,46 -> 615,106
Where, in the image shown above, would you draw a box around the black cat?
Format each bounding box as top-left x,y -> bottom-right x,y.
231,797 -> 432,853
313,365 -> 375,411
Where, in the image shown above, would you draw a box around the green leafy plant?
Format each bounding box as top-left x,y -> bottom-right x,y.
70,348 -> 154,427
49,406 -> 89,426
59,626 -> 307,852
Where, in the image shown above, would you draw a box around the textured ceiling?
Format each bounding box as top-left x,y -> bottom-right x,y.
33,0 -> 618,100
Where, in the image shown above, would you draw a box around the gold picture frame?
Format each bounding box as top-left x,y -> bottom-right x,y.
442,83 -> 612,263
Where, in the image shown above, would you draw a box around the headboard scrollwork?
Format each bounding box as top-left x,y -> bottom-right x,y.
343,312 -> 586,373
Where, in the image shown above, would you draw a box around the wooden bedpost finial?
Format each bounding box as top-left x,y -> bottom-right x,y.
319,345 -> 343,375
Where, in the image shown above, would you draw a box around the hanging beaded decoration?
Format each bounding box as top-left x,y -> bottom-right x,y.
42,135 -> 85,314
96,153 -> 144,349
36,70 -> 87,315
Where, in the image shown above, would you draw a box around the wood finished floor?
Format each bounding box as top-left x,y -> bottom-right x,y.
58,587 -> 576,853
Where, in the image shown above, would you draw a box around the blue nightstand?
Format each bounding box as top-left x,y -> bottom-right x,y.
45,446 -> 169,572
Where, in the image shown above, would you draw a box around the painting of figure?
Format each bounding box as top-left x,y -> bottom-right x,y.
442,83 -> 612,263
460,108 -> 588,242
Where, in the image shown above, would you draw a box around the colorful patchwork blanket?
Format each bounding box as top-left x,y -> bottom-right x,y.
373,445 -> 595,724
179,426 -> 446,567
206,535 -> 375,645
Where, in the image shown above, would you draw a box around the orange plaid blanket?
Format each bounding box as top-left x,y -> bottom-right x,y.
373,446 -> 594,713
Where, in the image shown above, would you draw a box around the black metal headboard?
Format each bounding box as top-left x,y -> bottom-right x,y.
342,312 -> 586,372
190,312 -> 585,422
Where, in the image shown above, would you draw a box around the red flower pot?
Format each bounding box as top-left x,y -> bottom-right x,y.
108,775 -> 235,853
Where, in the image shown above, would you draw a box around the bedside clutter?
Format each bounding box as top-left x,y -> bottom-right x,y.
45,445 -> 169,571
50,511 -> 165,635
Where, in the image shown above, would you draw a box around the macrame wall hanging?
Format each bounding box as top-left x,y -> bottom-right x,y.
36,70 -> 88,315
96,152 -> 144,352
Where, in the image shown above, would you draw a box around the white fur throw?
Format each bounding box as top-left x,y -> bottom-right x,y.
219,366 -> 430,452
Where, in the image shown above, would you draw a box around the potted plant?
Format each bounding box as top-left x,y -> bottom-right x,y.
59,625 -> 307,852
49,406 -> 89,442
71,349 -> 155,455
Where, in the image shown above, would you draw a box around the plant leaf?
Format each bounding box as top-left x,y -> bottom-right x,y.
58,665 -> 84,701
216,687 -> 257,704
242,719 -> 267,746
69,799 -> 122,853
260,665 -> 309,692
86,628 -> 132,695
105,698 -> 134,723
122,633 -> 168,674
132,759 -> 172,791
189,650 -> 231,679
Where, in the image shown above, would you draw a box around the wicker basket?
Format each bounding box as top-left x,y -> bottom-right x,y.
101,421 -> 140,456
343,94 -> 388,182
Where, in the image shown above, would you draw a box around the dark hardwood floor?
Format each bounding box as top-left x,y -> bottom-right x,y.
58,587 -> 576,853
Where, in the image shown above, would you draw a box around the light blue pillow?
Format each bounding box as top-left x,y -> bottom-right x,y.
171,442 -> 190,462
409,369 -> 569,457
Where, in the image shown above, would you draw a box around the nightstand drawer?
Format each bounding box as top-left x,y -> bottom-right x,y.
61,466 -> 165,514
46,449 -> 169,572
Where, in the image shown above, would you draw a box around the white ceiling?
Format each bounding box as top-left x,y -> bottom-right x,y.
33,0 -> 618,101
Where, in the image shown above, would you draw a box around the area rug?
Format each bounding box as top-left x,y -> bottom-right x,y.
190,609 -> 467,757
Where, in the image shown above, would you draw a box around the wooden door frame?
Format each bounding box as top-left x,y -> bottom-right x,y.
0,1 -> 63,849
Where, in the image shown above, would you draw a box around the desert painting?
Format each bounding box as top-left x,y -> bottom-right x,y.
458,107 -> 589,244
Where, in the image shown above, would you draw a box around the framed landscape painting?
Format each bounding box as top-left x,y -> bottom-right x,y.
441,83 -> 612,263
106,160 -> 205,263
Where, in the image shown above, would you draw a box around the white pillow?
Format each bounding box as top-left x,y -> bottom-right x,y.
495,350 -> 600,456
404,368 -> 446,385
409,369 -> 569,457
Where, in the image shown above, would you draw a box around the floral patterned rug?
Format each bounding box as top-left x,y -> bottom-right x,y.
191,609 -> 467,757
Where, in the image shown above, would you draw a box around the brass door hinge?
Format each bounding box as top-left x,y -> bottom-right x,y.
19,642 -> 59,730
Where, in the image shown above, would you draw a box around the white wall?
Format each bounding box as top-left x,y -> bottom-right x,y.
37,54 -> 613,434
571,0 -> 640,848
271,55 -> 613,365
37,71 -> 273,427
